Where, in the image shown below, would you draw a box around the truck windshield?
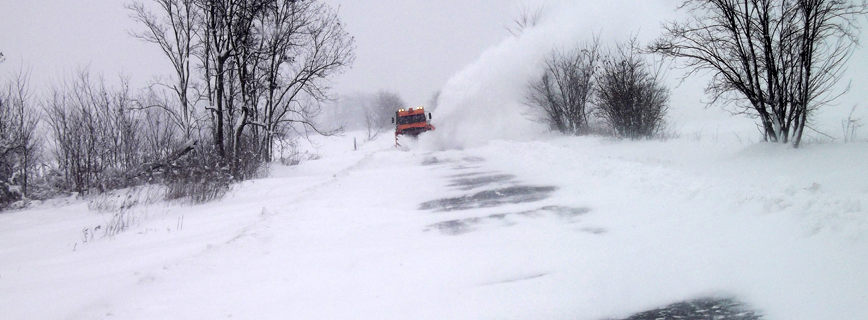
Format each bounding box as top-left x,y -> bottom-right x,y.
398,114 -> 426,125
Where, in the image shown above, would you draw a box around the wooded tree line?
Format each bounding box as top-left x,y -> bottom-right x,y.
0,0 -> 354,210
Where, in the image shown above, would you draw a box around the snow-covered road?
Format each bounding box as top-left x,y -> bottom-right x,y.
2,134 -> 867,319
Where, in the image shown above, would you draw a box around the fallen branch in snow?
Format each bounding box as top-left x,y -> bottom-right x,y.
134,140 -> 197,178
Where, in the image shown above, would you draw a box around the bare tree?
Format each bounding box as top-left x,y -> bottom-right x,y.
128,0 -> 200,140
246,0 -> 355,161
526,38 -> 600,135
596,40 -> 669,139
363,104 -> 381,141
1,70 -> 40,208
194,0 -> 235,158
651,0 -> 867,147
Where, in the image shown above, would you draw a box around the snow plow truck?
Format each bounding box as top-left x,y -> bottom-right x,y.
392,106 -> 434,146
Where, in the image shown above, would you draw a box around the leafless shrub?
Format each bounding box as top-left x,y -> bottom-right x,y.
101,207 -> 138,239
163,143 -> 233,204
82,188 -> 155,241
842,105 -> 863,143
275,135 -> 319,166
87,185 -> 165,212
654,128 -> 682,142
526,38 -> 601,135
271,131 -> 306,166
42,70 -> 143,195
596,39 -> 669,140
363,105 -> 383,142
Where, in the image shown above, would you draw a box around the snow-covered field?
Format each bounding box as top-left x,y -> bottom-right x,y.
2,131 -> 867,319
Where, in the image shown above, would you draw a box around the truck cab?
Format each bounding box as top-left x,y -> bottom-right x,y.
393,106 -> 434,145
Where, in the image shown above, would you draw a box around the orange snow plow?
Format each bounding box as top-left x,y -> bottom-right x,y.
392,106 -> 434,146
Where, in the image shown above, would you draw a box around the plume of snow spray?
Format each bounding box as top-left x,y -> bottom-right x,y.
420,0 -> 675,150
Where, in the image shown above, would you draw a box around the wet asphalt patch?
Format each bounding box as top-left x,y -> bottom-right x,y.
461,156 -> 486,163
419,185 -> 559,212
420,156 -> 597,235
421,156 -> 451,166
422,155 -> 485,166
580,227 -> 606,235
530,205 -> 590,218
447,173 -> 517,191
447,171 -> 495,179
424,205 -> 592,235
615,297 -> 761,320
425,218 -> 484,235
422,156 -> 487,170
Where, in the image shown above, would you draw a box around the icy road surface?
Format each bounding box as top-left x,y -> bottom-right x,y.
2,134 -> 867,319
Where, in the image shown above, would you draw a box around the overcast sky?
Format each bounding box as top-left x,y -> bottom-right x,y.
320,0 -> 515,105
0,1 -> 163,87
0,0 -> 517,106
